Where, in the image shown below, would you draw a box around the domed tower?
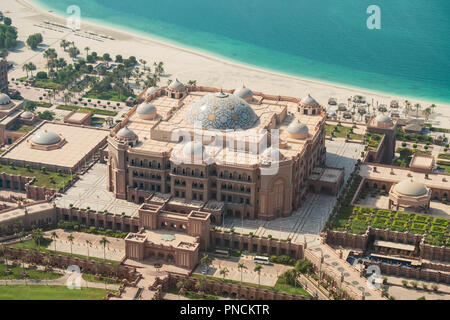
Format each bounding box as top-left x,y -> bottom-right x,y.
287,121 -> 309,139
367,114 -> 397,164
136,102 -> 158,120
115,127 -> 138,147
298,94 -> 323,115
107,127 -> 138,200
167,79 -> 186,99
389,179 -> 431,212
233,86 -> 253,102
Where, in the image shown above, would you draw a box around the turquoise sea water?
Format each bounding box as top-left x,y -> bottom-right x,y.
33,0 -> 450,103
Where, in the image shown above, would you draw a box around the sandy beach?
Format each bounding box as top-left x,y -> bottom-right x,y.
3,0 -> 450,129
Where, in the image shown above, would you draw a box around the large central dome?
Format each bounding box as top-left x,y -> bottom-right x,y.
186,92 -> 257,130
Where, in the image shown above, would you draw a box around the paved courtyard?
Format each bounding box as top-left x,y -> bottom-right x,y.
219,140 -> 365,247
43,229 -> 125,261
193,254 -> 292,287
53,163 -> 140,217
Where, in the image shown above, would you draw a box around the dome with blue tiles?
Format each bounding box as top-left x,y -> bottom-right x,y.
186,91 -> 257,130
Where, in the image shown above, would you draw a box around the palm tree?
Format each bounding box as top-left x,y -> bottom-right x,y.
22,64 -> 30,77
254,264 -> 262,288
176,277 -> 188,299
237,263 -> 247,285
84,46 -> 90,58
67,234 -> 74,256
50,231 -> 58,252
60,39 -> 70,51
195,276 -> 207,297
200,254 -> 212,273
31,228 -> 43,251
85,240 -> 92,260
414,103 -> 421,118
423,107 -> 432,121
139,59 -> 147,71
100,237 -> 109,261
219,267 -> 229,282
27,62 -> 36,77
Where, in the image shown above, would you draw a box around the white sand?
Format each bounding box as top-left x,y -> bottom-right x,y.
4,0 -> 450,129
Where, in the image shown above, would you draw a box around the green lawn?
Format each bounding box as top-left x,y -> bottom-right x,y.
25,101 -> 52,109
366,132 -> 383,150
325,124 -> 363,140
0,285 -> 110,300
33,79 -> 64,90
273,278 -> 311,297
0,164 -> 70,189
167,287 -> 219,300
437,161 -> 450,173
7,123 -> 36,134
91,117 -> 106,126
192,273 -> 310,297
11,238 -> 120,264
82,273 -> 121,285
0,263 -> 62,280
85,90 -> 134,102
56,104 -> 117,116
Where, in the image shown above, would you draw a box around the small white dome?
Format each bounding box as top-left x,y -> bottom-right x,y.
234,87 -> 253,99
287,122 -> 309,135
31,130 -> 61,145
136,103 -> 157,115
300,94 -> 318,105
169,79 -> 185,89
0,93 -> 11,105
21,111 -> 34,119
183,141 -> 204,156
394,180 -> 428,197
375,114 -> 392,123
116,127 -> 136,138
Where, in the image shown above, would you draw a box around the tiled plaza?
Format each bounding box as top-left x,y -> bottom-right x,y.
53,163 -> 140,217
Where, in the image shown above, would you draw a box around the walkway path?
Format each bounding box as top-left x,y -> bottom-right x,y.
306,244 -> 385,300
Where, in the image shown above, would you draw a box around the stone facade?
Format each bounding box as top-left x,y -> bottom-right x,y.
108,85 -> 331,221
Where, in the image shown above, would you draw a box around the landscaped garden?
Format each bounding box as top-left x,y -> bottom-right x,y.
0,263 -> 62,280
325,124 -> 364,140
0,285 -> 111,300
366,132 -> 383,151
56,104 -> 117,116
7,123 -> 35,134
0,164 -> 70,189
332,205 -> 449,247
393,147 -> 432,167
11,238 -> 119,264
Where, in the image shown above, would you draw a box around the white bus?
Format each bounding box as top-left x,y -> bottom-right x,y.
215,249 -> 229,256
253,256 -> 270,265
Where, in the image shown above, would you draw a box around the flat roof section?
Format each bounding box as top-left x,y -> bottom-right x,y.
0,122 -> 109,170
374,240 -> 415,252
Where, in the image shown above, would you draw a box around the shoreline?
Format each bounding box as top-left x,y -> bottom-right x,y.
27,0 -> 450,107
6,0 -> 450,128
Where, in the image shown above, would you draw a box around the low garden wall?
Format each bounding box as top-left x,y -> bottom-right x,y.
164,272 -> 309,300
210,230 -> 304,259
2,246 -> 138,281
364,262 -> 450,284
